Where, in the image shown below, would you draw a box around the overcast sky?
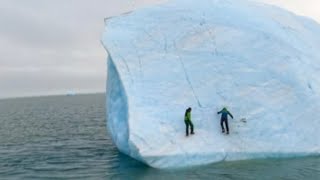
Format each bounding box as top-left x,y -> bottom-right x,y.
0,0 -> 319,98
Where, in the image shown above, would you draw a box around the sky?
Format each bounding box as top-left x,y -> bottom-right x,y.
0,0 -> 319,99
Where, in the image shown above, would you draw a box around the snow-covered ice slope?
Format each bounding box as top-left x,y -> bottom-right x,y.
102,0 -> 320,168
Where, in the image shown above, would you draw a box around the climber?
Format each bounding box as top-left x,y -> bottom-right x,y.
184,107 -> 194,136
217,107 -> 233,134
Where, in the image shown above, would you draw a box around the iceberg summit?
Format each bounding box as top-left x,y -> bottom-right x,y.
102,0 -> 320,168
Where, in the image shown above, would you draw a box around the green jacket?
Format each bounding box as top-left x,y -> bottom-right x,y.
185,111 -> 191,121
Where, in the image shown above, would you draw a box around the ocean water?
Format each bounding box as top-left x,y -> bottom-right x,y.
0,94 -> 319,180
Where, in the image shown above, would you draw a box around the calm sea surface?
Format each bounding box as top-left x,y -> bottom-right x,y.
0,94 -> 319,179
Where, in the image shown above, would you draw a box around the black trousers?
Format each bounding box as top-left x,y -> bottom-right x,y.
185,120 -> 194,135
220,118 -> 229,132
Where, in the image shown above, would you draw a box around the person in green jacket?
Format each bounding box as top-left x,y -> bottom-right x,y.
184,107 -> 194,136
217,107 -> 233,134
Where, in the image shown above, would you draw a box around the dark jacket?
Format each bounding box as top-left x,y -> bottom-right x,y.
217,108 -> 233,120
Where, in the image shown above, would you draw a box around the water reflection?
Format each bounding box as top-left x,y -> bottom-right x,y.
109,151 -> 320,180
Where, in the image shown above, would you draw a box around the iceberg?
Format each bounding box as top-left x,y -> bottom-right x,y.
101,0 -> 320,168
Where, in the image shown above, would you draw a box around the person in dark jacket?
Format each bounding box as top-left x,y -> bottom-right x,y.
184,107 -> 194,136
217,107 -> 233,134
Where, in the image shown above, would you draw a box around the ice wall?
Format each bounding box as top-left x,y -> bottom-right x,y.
106,55 -> 130,155
102,0 -> 320,168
